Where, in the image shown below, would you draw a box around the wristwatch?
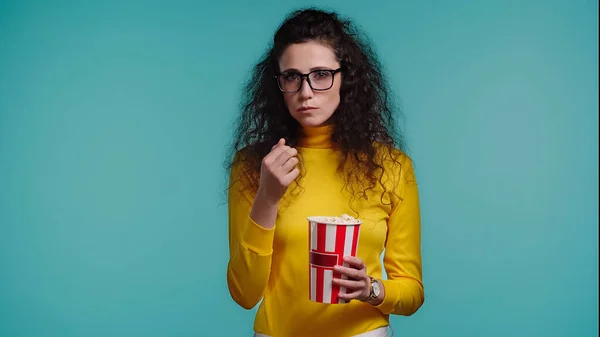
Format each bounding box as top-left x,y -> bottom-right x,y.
366,277 -> 381,301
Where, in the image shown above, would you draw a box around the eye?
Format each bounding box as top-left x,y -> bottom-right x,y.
283,73 -> 300,81
313,71 -> 331,78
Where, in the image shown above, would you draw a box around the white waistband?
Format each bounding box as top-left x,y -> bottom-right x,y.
253,325 -> 389,337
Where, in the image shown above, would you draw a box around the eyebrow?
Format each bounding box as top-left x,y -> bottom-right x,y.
280,66 -> 336,73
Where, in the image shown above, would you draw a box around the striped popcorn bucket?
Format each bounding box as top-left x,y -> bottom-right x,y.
307,216 -> 362,304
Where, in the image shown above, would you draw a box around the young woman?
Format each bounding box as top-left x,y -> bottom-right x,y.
225,8 -> 424,337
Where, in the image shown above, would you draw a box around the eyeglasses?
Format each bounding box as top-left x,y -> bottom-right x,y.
274,68 -> 342,93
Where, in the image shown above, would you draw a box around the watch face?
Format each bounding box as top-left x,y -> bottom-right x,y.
372,281 -> 381,297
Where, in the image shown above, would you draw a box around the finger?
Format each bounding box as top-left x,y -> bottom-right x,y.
334,265 -> 364,280
273,147 -> 298,167
343,256 -> 366,270
280,156 -> 298,173
264,145 -> 291,165
280,168 -> 300,187
332,278 -> 364,289
337,289 -> 363,300
271,138 -> 285,151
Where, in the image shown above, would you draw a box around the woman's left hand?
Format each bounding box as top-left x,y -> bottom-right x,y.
332,256 -> 371,302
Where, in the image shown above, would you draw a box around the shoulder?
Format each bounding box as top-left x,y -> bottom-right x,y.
228,146 -> 256,185
230,144 -> 260,171
373,142 -> 415,175
372,142 -> 418,198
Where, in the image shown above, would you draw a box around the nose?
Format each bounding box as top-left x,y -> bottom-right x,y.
298,77 -> 313,99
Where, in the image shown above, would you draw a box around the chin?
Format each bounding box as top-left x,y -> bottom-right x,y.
293,114 -> 332,128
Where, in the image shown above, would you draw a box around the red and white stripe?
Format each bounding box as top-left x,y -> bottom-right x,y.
308,220 -> 360,304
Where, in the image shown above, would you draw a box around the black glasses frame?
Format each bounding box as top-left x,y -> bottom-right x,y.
274,68 -> 342,93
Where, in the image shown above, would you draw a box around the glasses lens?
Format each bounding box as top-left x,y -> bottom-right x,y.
279,73 -> 301,92
309,71 -> 334,90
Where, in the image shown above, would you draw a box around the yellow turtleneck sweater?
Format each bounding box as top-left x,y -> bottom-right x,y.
227,125 -> 424,337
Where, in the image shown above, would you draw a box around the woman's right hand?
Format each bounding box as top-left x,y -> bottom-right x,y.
256,138 -> 300,205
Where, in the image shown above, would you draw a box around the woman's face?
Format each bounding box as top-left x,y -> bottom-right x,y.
278,40 -> 342,127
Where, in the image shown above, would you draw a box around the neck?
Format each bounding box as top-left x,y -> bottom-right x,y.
298,124 -> 335,149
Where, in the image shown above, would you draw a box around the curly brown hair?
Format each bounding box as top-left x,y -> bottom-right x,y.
225,7 -> 408,210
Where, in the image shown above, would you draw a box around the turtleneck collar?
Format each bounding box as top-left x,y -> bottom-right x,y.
298,124 -> 335,149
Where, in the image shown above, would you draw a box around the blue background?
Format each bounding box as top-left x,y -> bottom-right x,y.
1,0 -> 597,336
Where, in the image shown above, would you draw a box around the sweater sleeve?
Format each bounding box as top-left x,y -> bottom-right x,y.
373,156 -> 425,316
226,154 -> 275,310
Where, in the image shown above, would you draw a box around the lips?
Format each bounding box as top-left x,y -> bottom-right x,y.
298,106 -> 317,112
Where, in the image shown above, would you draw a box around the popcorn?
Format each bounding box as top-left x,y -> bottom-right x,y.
318,214 -> 361,224
341,214 -> 356,222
